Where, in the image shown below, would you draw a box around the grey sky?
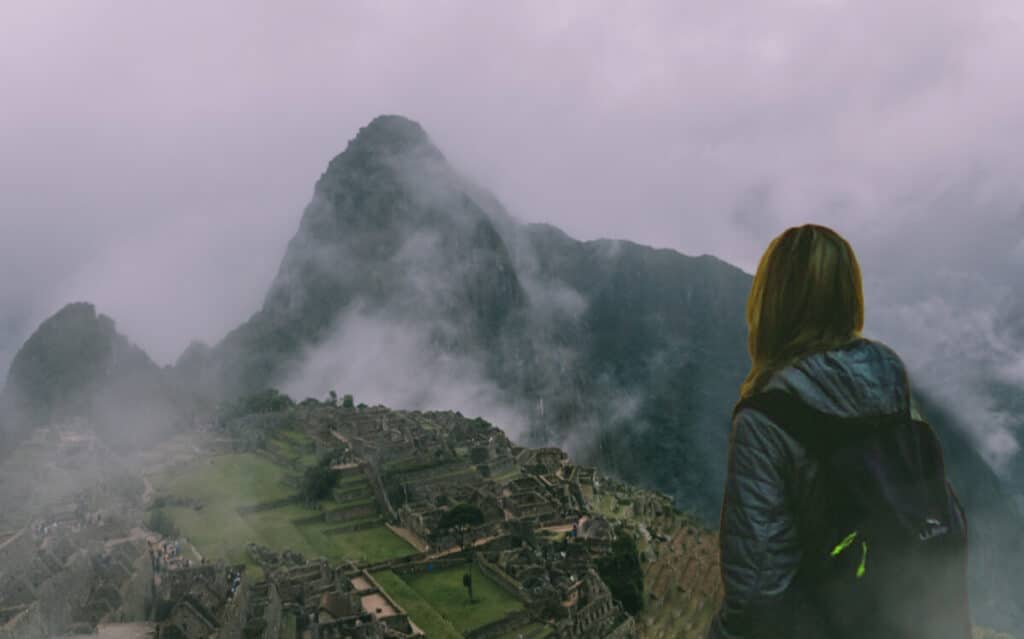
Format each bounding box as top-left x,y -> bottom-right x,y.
2,1 -> 1023,459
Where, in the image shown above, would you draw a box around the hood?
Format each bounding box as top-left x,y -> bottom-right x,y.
762,337 -> 913,419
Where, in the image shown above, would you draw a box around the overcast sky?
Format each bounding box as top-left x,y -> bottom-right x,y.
2,1 -> 1023,458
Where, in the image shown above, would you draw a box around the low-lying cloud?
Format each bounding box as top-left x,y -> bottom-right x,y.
2,0 -> 1023,474
283,304 -> 529,438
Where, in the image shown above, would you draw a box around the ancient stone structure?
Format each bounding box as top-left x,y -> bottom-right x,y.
0,480 -> 152,639
1,402 -> 669,639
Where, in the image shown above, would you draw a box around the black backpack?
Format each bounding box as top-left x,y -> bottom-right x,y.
734,390 -> 972,639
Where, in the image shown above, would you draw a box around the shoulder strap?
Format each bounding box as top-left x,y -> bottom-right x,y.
733,390 -> 911,457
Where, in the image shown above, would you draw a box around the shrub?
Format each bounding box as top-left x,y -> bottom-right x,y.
147,508 -> 178,537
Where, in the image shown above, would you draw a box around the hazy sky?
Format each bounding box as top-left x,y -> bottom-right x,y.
2,1 -> 1023,457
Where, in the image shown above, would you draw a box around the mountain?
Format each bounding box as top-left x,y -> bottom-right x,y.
197,115 -> 527,400
504,224 -> 751,515
0,302 -> 185,452
186,115 -> 752,518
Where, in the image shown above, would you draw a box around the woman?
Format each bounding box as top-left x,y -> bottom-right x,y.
707,224 -> 969,639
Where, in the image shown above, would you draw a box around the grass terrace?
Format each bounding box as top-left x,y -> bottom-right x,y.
147,452 -> 414,575
375,565 -> 524,635
266,429 -> 320,467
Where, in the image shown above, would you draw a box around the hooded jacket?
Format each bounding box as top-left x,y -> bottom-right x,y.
706,337 -> 919,639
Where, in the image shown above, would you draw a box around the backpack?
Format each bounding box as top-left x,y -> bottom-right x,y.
734,390 -> 972,639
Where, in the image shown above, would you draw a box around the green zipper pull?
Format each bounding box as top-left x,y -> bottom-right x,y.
856,541 -> 868,579
831,531 -> 858,557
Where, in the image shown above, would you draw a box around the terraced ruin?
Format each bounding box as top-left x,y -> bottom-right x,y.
0,398 -> 724,638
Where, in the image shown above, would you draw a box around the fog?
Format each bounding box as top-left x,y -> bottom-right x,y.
2,1 -> 1023,464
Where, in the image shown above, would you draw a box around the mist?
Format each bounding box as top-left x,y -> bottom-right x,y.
283,305 -> 530,438
2,2 -> 1023,467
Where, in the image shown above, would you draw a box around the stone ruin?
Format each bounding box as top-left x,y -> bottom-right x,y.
0,401 -> 657,639
556,569 -> 636,639
246,543 -> 309,572
154,562 -> 247,639
0,479 -> 153,639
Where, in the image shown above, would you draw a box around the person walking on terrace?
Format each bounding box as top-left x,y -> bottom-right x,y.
707,224 -> 971,639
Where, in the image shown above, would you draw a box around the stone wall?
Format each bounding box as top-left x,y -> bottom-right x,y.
474,554 -> 531,603
364,463 -> 398,522
322,520 -> 381,535
605,615 -> 638,639
464,609 -> 533,639
288,501 -> 378,527
325,502 -> 378,522
392,556 -> 468,577
363,551 -> 429,573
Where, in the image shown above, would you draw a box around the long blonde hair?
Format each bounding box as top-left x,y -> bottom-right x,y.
741,224 -> 864,398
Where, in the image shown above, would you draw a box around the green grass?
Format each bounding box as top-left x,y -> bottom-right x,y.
402,565 -> 524,633
153,453 -> 295,505
150,453 -> 414,569
277,430 -> 309,445
371,571 -> 461,639
490,469 -> 522,484
592,493 -> 630,519
268,430 -> 319,467
339,473 -> 368,485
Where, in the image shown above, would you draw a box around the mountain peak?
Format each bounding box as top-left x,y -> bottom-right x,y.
345,114 -> 440,160
0,301 -> 175,452
315,115 -> 445,198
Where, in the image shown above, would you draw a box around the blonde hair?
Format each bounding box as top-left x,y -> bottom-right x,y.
740,224 -> 864,398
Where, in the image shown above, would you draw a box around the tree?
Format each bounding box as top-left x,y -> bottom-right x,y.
300,459 -> 340,503
595,529 -> 644,615
438,503 -> 485,552
462,570 -> 475,603
438,503 -> 486,605
222,388 -> 295,421
327,390 -> 338,406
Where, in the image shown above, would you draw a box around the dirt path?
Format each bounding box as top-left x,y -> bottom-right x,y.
427,534 -> 500,559
105,527 -> 155,550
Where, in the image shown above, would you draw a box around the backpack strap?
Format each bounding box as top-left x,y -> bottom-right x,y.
733,390 -> 911,456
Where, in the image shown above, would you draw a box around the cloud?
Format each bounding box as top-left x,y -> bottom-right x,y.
283,304 -> 529,439
2,0 -> 1023,464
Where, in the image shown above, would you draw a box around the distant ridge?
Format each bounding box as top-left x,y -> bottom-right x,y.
0,303 -> 186,452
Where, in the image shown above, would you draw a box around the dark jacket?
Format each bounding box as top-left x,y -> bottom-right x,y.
707,337 -> 917,639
